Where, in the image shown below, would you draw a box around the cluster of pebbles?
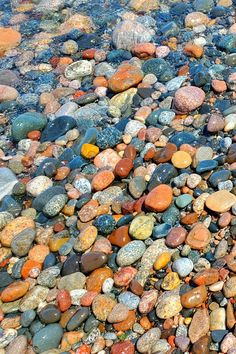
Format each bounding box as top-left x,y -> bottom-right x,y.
1,0 -> 236,353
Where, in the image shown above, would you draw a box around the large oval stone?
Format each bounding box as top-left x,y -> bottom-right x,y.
181,285 -> 207,308
206,190 -> 236,213
12,112 -> 47,142
185,223 -> 211,250
145,184 -> 173,212
116,241 -> 146,267
32,323 -> 63,353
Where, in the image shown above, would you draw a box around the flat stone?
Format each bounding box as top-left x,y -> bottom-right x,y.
116,240 -> 146,267
58,272 -> 86,291
129,214 -> 154,240
189,309 -> 210,343
186,223 -> 211,250
206,190 -> 236,213
156,290 -> 182,319
19,286 -> 49,312
112,20 -> 152,50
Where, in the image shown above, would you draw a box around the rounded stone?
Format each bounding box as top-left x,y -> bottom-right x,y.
129,215 -> 154,240
144,184 -> 173,212
12,112 -> 47,142
39,304 -> 61,324
26,176 -> 53,197
172,258 -> 194,277
156,292 -> 182,319
32,324 -> 63,353
116,240 -> 146,267
92,294 -> 116,321
0,27 -> 21,53
171,151 -> 192,169
181,285 -> 208,308
174,86 -> 205,113
185,223 -> 211,250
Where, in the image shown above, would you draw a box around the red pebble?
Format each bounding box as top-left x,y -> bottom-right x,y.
80,291 -> 98,307
111,340 -> 135,354
114,266 -> 137,287
82,48 -> 96,59
56,289 -> 72,312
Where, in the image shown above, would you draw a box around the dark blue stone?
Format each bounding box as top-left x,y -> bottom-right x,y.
169,132 -> 196,147
61,254 -> 81,276
115,118 -> 130,132
162,205 -> 179,225
196,160 -> 218,173
96,127 -> 122,149
117,214 -> 134,227
35,158 -> 61,177
217,34 -> 236,53
0,272 -> 13,288
142,58 -> 174,82
152,224 -> 172,239
0,195 -> 22,216
69,156 -> 88,170
208,169 -> 231,187
107,50 -> 132,64
43,253 -> 57,270
148,163 -> 178,191
93,214 -> 116,235
41,116 -> 77,142
211,330 -> 228,343
58,148 -> 76,162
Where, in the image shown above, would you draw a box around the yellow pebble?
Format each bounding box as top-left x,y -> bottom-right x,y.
161,272 -> 181,290
49,238 -> 69,252
184,317 -> 192,325
81,143 -> 99,159
153,252 -> 171,270
171,151 -> 192,169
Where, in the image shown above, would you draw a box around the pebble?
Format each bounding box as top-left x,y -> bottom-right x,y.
174,86 -> 205,113
181,285 -> 208,308
129,214 -> 154,240
206,190 -> 236,213
172,258 -> 194,277
189,309 -> 210,343
116,240 -> 146,266
32,324 -> 63,353
156,291 -> 182,319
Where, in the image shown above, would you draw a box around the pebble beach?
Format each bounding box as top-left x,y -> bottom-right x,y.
1,0 -> 236,353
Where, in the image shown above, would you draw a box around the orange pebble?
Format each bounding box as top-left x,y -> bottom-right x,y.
75,344 -> 91,354
41,145 -> 53,157
21,155 -> 33,167
58,57 -> 73,66
1,281 -> 29,302
137,83 -> 151,88
73,91 -> 85,99
180,143 -> 196,157
53,222 -> 65,232
168,335 -> 176,347
178,64 -> 189,76
28,245 -> 50,263
27,130 -> 41,140
21,260 -> 42,279
140,316 -> 152,330
55,166 -> 70,180
93,76 -> 108,87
